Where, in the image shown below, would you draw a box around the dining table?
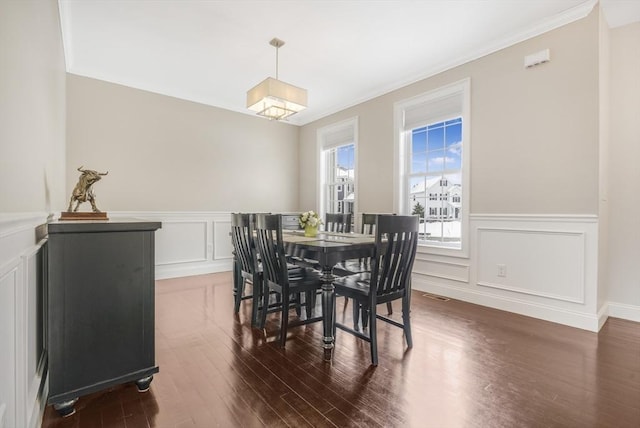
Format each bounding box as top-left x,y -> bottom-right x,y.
281,230 -> 375,361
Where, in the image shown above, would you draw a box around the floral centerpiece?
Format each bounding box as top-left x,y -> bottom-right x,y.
299,210 -> 323,237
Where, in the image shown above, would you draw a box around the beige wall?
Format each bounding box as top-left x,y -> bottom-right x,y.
607,22 -> 640,306
66,75 -> 300,212
597,9 -> 611,309
300,10 -> 600,216
0,0 -> 66,213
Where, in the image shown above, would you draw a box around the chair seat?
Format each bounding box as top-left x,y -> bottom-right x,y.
334,272 -> 404,303
288,256 -> 321,270
333,259 -> 369,276
287,267 -> 323,291
333,272 -> 371,298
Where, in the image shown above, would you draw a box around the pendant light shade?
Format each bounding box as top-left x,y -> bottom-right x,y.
246,38 -> 307,120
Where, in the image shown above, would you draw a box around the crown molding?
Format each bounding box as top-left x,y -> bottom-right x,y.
300,0 -> 598,126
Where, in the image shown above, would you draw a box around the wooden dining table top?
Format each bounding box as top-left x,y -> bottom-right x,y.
282,230 -> 375,268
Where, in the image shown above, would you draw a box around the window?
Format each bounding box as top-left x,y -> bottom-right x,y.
394,79 -> 470,255
318,118 -> 358,227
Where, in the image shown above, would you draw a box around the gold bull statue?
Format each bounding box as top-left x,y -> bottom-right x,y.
67,166 -> 108,212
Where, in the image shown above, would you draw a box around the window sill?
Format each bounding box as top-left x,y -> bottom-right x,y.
417,242 -> 468,259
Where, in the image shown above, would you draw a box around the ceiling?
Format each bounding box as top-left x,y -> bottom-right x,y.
58,0 -> 638,126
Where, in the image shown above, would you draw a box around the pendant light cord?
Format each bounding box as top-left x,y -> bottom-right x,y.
275,45 -> 279,79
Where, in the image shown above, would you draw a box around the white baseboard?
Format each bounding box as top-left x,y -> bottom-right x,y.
30,374 -> 48,428
607,302 -> 640,323
155,259 -> 233,280
0,402 -> 5,428
412,275 -> 601,332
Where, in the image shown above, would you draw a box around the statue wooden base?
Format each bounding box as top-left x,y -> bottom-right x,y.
60,211 -> 109,221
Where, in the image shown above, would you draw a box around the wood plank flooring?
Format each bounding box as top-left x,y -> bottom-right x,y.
42,272 -> 640,427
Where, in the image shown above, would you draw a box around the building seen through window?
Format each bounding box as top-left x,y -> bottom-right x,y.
408,118 -> 462,247
324,143 -> 355,218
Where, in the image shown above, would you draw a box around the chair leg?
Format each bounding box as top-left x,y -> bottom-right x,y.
402,294 -> 413,348
333,295 -> 337,338
251,275 -> 262,327
352,299 -> 360,331
386,301 -> 393,315
305,290 -> 314,318
259,285 -> 270,329
280,293 -> 289,348
362,305 -> 370,329
233,260 -> 243,313
369,303 -> 378,366
294,293 -> 302,316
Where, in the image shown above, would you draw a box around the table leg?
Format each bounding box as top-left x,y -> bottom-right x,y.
320,267 -> 336,361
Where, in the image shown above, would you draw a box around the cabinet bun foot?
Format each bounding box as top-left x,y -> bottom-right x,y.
135,375 -> 154,392
53,398 -> 78,417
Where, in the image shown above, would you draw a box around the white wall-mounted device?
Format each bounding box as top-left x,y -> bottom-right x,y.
524,49 -> 551,69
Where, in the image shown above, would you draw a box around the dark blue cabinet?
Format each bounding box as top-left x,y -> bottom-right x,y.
46,220 -> 161,416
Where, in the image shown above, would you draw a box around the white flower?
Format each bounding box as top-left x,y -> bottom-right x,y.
299,210 -> 323,228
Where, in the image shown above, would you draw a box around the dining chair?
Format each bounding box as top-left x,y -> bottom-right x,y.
325,212 -> 352,233
333,214 -> 419,366
230,213 -> 264,326
335,213 -> 379,274
253,214 -> 323,347
335,213 -> 396,328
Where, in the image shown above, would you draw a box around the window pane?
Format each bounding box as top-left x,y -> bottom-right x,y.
408,176 -> 427,218
324,143 -> 355,218
427,149 -> 446,172
412,128 -> 427,153
411,128 -> 427,173
445,122 -> 462,170
412,152 -> 427,174
408,119 -> 462,248
337,145 -> 354,170
427,125 -> 444,151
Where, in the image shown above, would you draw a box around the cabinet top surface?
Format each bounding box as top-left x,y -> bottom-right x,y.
48,219 -> 162,234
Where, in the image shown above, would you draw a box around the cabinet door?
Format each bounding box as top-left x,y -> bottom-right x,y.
48,230 -> 155,399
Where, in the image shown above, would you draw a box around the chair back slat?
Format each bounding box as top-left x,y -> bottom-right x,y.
360,213 -> 396,235
361,213 -> 377,235
370,215 -> 419,299
254,214 -> 289,289
325,213 -> 352,233
230,213 -> 256,275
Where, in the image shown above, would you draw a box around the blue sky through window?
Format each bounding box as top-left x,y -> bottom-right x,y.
411,118 -> 462,181
337,144 -> 355,169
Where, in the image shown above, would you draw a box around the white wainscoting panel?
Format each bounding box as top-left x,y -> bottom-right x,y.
0,265 -> 18,428
156,221 -> 208,265
413,255 -> 469,283
412,214 -> 603,332
23,243 -> 47,428
0,212 -> 49,428
213,220 -> 233,261
476,227 -> 585,303
110,212 -> 234,280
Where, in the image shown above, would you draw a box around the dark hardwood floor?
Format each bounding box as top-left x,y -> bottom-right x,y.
42,272 -> 640,427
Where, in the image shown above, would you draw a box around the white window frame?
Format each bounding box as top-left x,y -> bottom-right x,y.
317,117 -> 358,225
393,79 -> 470,258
